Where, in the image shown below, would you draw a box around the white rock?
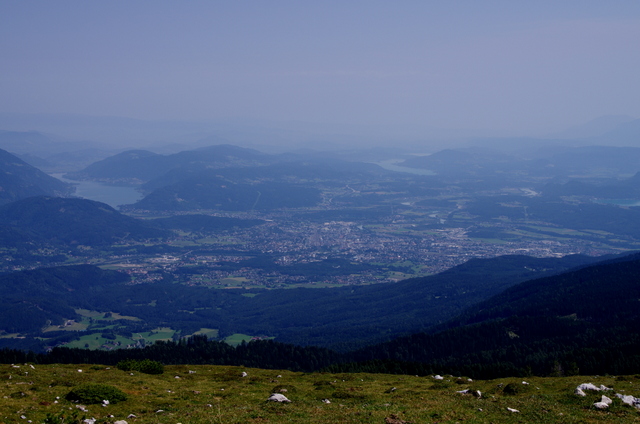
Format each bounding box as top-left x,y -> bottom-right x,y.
127,414 -> 136,418
114,421 -> 128,424
83,419 -> 96,424
576,383 -> 613,393
507,407 -> 519,413
600,395 -> 613,405
189,370 -> 196,374
75,405 -> 88,412
433,375 -> 444,380
616,393 -> 640,409
241,372 -> 248,377
267,393 -> 291,403
77,369 -> 82,373
322,398 -> 331,403
522,381 -> 530,385
276,375 -> 282,378
593,401 -> 609,409
575,388 -> 586,397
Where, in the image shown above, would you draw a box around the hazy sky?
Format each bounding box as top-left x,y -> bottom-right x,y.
2,1 -> 640,136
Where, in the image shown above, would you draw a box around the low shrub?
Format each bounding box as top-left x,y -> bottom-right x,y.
65,383 -> 127,404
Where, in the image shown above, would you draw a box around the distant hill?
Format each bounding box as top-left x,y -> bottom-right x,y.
0,196 -> 168,246
66,144 -> 273,184
551,115 -> 636,139
0,148 -> 73,204
596,118 -> 640,146
128,171 -> 322,212
0,130 -> 87,156
401,145 -> 640,179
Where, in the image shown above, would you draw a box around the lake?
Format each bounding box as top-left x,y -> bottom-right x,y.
53,174 -> 144,209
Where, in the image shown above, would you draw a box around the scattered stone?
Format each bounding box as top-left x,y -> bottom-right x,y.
321,398 -> 331,403
522,381 -> 530,385
593,400 -> 610,409
616,393 -> 640,409
77,370 -> 82,373
507,407 -> 519,413
456,389 -> 481,398
83,418 -> 96,424
267,393 -> 291,403
241,372 -> 248,377
276,375 -> 282,378
127,414 -> 136,418
114,421 -> 128,424
75,405 -> 88,412
189,370 -> 196,374
433,375 -> 444,380
576,383 -> 612,392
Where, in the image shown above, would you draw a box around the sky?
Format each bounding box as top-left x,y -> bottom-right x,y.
1,1 -> 640,139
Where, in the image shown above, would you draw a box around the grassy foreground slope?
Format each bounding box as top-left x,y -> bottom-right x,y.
2,364 -> 639,424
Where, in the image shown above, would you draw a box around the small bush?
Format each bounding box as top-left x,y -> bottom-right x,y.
66,383 -> 127,404
117,359 -> 164,374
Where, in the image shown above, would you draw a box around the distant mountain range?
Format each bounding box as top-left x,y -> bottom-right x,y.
65,145 -> 272,184
401,145 -> 640,179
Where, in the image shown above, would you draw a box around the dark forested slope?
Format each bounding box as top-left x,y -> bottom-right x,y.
0,148 -> 72,204
340,252 -> 640,378
0,196 -> 168,245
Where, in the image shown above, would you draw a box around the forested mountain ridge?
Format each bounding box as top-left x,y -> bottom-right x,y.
0,196 -> 168,246
65,144 -> 272,184
339,251 -> 640,378
0,148 -> 72,204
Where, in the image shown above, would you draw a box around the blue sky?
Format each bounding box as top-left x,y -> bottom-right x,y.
1,1 -> 639,136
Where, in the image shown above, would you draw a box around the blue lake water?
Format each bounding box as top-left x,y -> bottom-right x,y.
53,174 -> 143,210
